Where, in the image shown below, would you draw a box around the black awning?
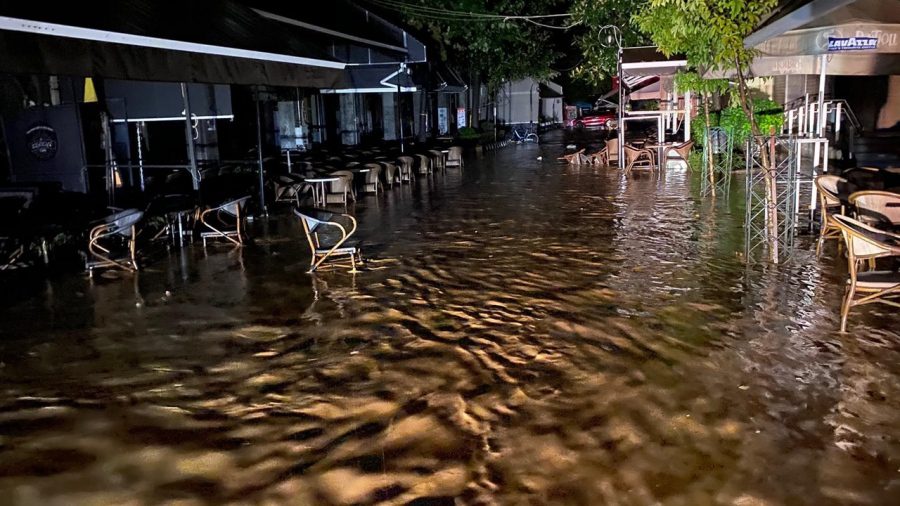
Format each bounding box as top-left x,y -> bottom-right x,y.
104,80 -> 233,122
246,0 -> 427,64
321,64 -> 423,93
0,0 -> 346,87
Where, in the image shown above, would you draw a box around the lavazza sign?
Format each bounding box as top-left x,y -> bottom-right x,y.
827,36 -> 878,51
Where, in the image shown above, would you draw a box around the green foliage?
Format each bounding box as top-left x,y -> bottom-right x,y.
719,98 -> 784,145
458,126 -> 479,139
634,0 -> 777,73
673,71 -> 730,97
691,98 -> 784,147
633,0 -> 779,139
570,0 -> 650,86
394,1 -> 565,88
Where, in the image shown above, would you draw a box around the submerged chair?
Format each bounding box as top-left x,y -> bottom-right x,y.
558,148 -> 587,164
428,149 -> 445,172
415,154 -> 432,175
272,174 -> 310,206
199,196 -> 250,247
381,162 -> 400,189
397,156 -> 415,183
663,140 -> 695,169
832,214 -> 900,332
325,171 -> 354,206
815,175 -> 848,256
362,163 -> 383,194
606,137 -> 619,166
624,144 -> 655,173
86,208 -> 143,276
446,146 -> 464,168
293,208 -> 363,273
589,146 -> 609,166
849,190 -> 900,231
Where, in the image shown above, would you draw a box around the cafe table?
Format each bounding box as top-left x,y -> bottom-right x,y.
304,177 -> 340,207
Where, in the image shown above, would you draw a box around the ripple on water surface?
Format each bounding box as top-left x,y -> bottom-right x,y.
0,132 -> 898,505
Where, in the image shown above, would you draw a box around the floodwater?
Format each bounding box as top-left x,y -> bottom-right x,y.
0,131 -> 899,505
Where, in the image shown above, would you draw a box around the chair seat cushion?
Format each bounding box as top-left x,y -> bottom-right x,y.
854,270 -> 900,289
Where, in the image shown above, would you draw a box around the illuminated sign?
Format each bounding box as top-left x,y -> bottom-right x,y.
827,36 -> 878,51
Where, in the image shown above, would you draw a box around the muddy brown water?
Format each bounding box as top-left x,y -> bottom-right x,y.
0,131 -> 898,505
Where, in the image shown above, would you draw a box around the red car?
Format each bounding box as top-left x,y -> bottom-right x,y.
574,108 -> 617,129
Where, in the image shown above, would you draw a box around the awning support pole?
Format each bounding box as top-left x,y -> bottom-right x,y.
180,83 -> 199,191
814,53 -> 827,169
617,47 -> 624,169
255,87 -> 268,216
684,91 -> 691,143
136,121 -> 145,191
397,63 -> 405,153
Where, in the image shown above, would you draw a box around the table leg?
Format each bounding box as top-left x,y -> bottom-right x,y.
178,213 -> 184,247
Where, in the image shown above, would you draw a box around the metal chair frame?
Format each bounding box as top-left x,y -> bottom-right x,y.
815,175 -> 847,256
199,196 -> 250,247
86,209 -> 143,276
294,208 -> 362,273
624,144 -> 655,173
833,214 -> 900,332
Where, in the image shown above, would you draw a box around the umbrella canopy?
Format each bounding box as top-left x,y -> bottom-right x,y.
728,0 -> 900,77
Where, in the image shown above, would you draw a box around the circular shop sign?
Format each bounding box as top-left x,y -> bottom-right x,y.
25,123 -> 58,161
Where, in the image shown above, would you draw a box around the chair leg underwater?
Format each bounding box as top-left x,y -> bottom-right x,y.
840,282 -> 855,333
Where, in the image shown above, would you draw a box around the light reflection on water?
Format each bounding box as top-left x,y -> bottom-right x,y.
0,131 -> 898,505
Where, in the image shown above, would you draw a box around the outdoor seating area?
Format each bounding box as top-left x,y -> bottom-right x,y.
267,143 -> 462,208
557,135 -> 692,174
816,171 -> 900,331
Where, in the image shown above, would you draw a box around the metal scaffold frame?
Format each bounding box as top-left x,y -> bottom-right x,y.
700,126 -> 734,197
745,135 -> 798,264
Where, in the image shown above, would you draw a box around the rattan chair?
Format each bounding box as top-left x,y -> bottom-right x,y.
849,190 -> 900,230
663,140 -> 695,169
86,208 -> 143,276
589,146 -> 609,166
832,214 -> 900,332
272,174 -> 310,206
624,144 -> 655,173
199,196 -> 250,247
558,148 -> 587,164
293,208 -> 363,273
815,175 -> 848,256
415,154 -> 432,175
428,149 -> 445,172
606,137 -> 619,165
325,170 -> 354,206
446,146 -> 464,168
382,162 -> 399,189
362,163 -> 383,194
397,156 -> 415,183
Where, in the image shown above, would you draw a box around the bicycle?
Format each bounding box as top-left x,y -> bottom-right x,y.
510,124 -> 539,144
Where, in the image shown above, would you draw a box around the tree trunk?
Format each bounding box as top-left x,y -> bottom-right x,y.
470,70 -> 481,127
735,56 -> 778,263
703,91 -> 715,198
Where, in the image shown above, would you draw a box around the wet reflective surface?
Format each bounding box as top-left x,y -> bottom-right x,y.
1,131 -> 899,505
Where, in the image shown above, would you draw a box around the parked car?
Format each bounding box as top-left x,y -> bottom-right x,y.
574,106 -> 617,129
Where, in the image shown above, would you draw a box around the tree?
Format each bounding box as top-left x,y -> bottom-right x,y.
569,0 -> 649,87
379,0 -> 566,89
634,0 -> 782,261
674,71 -> 731,196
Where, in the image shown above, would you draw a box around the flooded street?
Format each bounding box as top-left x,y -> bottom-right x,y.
1,131 -> 899,505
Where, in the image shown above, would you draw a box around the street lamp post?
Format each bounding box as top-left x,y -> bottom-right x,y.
597,25 -> 623,168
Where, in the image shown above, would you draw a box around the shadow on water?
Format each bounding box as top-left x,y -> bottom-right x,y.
0,130 -> 898,504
